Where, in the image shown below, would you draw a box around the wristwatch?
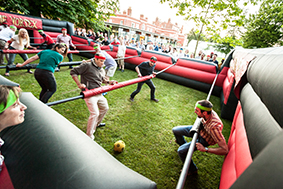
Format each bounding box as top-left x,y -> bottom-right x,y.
205,147 -> 209,152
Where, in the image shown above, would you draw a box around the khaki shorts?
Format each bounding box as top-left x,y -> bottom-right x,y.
105,64 -> 117,77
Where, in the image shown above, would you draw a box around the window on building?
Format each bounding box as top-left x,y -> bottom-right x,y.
132,23 -> 135,27
120,20 -> 123,24
136,24 -> 139,29
142,24 -> 145,30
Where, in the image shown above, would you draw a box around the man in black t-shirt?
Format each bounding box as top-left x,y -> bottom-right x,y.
130,56 -> 159,102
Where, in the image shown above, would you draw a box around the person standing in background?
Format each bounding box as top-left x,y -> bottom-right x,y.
56,28 -> 76,69
117,37 -> 126,72
4,28 -> 36,76
0,23 -> 16,65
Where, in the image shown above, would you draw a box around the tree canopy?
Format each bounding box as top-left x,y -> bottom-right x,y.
160,0 -> 258,53
186,28 -> 206,45
211,34 -> 242,56
0,0 -> 119,31
242,0 -> 283,48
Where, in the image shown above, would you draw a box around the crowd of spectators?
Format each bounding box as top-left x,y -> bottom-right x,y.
74,28 -> 223,67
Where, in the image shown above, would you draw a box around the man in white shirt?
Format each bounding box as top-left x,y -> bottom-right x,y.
0,24 -> 16,65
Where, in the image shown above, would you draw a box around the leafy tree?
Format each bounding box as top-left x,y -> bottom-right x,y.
210,34 -> 242,56
0,0 -> 119,31
186,28 -> 206,45
160,0 -> 258,54
242,0 -> 283,48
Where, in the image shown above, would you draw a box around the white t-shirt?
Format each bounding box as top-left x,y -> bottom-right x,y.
0,28 -> 15,41
11,35 -> 28,50
117,44 -> 126,57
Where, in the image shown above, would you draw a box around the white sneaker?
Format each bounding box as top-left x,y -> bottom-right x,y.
89,134 -> 95,140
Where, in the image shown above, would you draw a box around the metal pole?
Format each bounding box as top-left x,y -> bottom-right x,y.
45,63 -> 175,106
176,118 -> 201,189
114,55 -> 140,61
46,95 -> 83,106
156,63 -> 176,75
176,71 -> 219,189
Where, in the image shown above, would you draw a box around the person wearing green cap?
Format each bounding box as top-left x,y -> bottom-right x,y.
0,85 -> 27,132
172,100 -> 228,176
38,30 -> 55,49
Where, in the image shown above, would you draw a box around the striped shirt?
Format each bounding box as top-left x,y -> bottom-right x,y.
56,34 -> 74,48
199,110 -> 225,145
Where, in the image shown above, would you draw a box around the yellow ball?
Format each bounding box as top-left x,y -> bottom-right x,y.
114,140 -> 125,153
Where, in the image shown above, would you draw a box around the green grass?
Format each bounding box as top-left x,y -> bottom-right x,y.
1,54 -> 231,189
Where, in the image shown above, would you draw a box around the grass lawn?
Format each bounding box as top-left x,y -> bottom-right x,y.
0,53 -> 232,189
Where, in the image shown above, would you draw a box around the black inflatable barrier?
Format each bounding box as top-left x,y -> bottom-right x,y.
220,83 -> 238,121
1,62 -> 83,72
0,93 -> 157,189
0,75 -> 19,86
41,18 -> 74,35
241,84 -> 281,159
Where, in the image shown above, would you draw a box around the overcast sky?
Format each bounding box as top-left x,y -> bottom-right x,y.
118,0 -> 260,34
118,0 -> 194,33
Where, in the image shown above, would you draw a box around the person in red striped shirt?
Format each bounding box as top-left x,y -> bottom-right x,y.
172,100 -> 228,175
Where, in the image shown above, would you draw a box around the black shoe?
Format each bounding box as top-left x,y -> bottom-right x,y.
151,98 -> 159,102
97,123 -> 106,128
129,97 -> 134,102
187,169 -> 198,176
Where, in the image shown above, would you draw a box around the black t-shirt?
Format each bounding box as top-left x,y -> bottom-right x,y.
138,61 -> 155,76
101,40 -> 110,46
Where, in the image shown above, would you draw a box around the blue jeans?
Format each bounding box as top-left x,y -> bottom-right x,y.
172,125 -> 209,172
6,46 -> 30,73
130,79 -> 156,100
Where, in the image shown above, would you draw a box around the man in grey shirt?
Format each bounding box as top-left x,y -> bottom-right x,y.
70,52 -> 117,140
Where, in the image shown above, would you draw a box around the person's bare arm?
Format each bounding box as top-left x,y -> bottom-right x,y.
196,140 -> 228,155
16,55 -> 39,67
72,75 -> 86,89
135,66 -> 142,77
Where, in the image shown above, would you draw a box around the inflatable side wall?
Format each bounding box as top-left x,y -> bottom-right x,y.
220,46 -> 283,188
0,91 -> 157,189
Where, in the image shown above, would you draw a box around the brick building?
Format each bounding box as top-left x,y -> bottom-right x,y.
106,7 -> 187,46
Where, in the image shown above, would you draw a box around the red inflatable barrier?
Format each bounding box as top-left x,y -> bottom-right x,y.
1,49 -> 82,54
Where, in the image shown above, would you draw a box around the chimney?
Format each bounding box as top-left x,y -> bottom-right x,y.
140,14 -> 144,19
128,7 -> 132,16
123,10 -> 126,15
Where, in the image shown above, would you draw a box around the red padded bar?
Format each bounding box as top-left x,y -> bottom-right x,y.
176,59 -> 217,73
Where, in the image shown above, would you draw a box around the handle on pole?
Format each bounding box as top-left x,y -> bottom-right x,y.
46,95 -> 83,106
